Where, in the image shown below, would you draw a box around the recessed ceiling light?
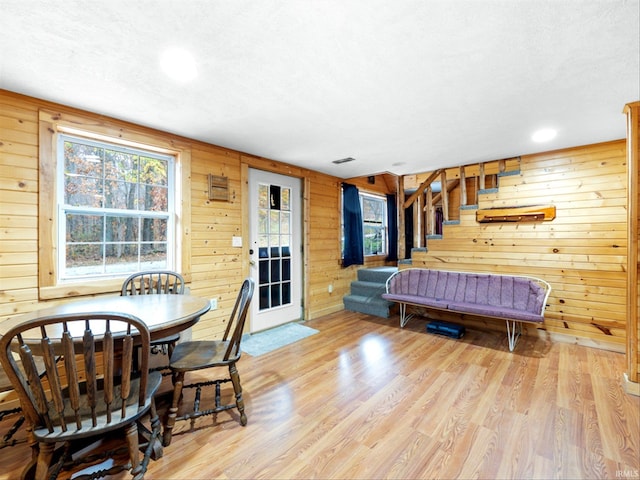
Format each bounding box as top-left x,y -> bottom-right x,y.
531,128 -> 557,143
160,47 -> 197,83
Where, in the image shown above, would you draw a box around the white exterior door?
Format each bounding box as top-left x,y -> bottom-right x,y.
248,169 -> 302,332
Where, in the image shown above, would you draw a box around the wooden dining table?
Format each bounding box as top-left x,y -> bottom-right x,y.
0,294 -> 212,346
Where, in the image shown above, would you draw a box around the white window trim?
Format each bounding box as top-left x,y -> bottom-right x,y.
56,134 -> 176,281
38,109 -> 192,300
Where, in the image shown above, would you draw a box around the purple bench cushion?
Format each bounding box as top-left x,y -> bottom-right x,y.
453,274 -> 546,315
386,269 -> 547,322
388,269 -> 463,301
447,301 -> 544,323
381,293 -> 449,310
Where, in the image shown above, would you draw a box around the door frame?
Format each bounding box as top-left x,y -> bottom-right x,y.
241,161 -> 308,329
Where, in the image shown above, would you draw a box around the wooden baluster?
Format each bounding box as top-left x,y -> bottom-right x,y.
459,166 -> 467,206
479,162 -> 486,194
426,186 -> 433,236
414,194 -> 423,248
397,175 -> 406,259
440,170 -> 449,222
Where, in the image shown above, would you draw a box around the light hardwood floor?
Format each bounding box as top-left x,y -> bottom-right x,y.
1,310 -> 639,479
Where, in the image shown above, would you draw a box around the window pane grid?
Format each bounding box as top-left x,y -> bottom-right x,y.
60,135 -> 173,279
257,182 -> 292,311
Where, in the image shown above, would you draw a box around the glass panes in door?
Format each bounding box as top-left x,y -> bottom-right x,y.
257,184 -> 292,311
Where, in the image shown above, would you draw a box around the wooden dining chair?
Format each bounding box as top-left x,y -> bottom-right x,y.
121,271 -> 186,371
0,357 -> 47,449
0,312 -> 162,480
162,278 -> 254,446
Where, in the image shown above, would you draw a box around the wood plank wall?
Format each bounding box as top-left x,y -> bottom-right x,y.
1,88 -> 636,363
0,90 -> 356,341
409,141 -> 629,352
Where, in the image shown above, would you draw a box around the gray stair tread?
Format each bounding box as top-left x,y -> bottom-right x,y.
343,295 -> 393,318
351,280 -> 388,288
343,294 -> 393,305
357,267 -> 397,283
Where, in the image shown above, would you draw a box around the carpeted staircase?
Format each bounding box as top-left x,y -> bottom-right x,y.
343,266 -> 398,318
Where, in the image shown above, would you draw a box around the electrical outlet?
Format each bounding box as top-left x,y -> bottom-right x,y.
210,298 -> 217,310
328,284 -> 333,293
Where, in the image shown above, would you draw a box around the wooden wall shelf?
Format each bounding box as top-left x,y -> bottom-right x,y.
476,205 -> 556,223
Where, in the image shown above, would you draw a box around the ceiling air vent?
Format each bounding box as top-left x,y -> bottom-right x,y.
332,157 -> 355,164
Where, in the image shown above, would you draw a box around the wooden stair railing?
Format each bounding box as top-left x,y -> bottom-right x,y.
403,158 -> 520,249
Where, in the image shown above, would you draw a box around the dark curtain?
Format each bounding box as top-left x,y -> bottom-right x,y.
342,183 -> 364,267
435,207 -> 443,235
404,205 -> 414,255
386,193 -> 398,262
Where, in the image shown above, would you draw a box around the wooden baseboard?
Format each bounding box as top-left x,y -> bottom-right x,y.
529,328 -> 625,354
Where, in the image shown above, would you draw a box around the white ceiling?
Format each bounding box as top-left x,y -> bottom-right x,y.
1,1 -> 638,178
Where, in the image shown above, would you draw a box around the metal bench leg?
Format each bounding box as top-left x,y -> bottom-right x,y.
399,304 -> 415,328
506,320 -> 522,351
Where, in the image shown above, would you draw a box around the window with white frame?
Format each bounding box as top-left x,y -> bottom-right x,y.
361,193 -> 387,256
58,134 -> 175,280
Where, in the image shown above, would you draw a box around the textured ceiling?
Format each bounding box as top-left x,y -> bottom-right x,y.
1,1 -> 638,178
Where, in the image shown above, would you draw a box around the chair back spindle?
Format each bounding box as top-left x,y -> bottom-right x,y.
121,271 -> 185,296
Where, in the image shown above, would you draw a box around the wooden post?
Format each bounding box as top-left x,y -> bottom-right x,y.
624,101 -> 640,390
414,195 -> 423,248
440,170 -> 449,222
459,165 -> 467,206
426,186 -> 433,235
473,175 -> 479,206
398,175 -> 406,260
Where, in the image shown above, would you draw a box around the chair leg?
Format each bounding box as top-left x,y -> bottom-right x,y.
34,441 -> 55,480
229,363 -> 247,426
163,372 -> 185,447
125,422 -> 141,477
137,399 -> 162,478
167,340 -> 176,359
